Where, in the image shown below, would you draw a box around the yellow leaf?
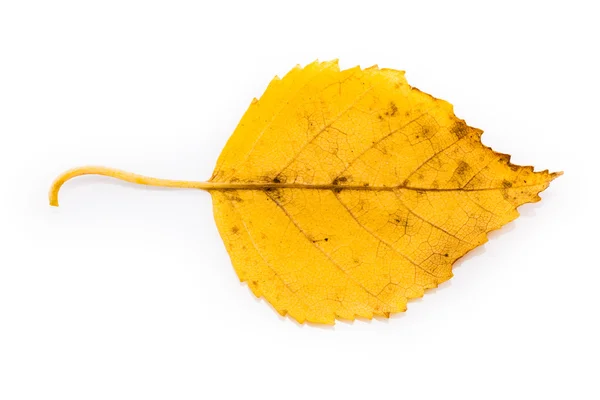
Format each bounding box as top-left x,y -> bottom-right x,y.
50,60 -> 561,325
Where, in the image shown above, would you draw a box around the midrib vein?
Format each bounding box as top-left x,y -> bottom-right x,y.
202,182 -> 547,192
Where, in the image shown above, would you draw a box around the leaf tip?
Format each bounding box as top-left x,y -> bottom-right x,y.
550,171 -> 564,180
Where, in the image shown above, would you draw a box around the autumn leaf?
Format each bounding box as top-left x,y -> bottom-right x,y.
50,60 -> 561,324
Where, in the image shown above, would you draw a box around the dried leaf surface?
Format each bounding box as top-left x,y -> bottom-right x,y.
210,60 -> 559,324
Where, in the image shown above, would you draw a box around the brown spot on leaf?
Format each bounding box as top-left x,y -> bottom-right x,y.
455,161 -> 470,176
264,187 -> 283,202
421,126 -> 434,139
224,192 -> 243,202
498,154 -> 511,164
332,176 -> 349,185
451,121 -> 469,139
274,174 -> 288,183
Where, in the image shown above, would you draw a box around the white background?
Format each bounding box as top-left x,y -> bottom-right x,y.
1,1 -> 598,399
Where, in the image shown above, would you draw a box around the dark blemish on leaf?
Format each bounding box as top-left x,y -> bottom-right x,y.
450,121 -> 468,139
502,180 -> 513,188
455,161 -> 470,176
363,183 -> 369,187
444,253 -> 449,257
420,125 -> 435,139
498,154 -> 511,164
333,188 -> 342,193
378,114 -> 384,120
332,176 -> 348,185
231,226 -> 239,234
225,192 -> 243,202
274,174 -> 287,183
325,238 -> 329,242
390,102 -> 398,116
264,188 -> 283,201
509,163 -> 519,172
391,215 -> 407,228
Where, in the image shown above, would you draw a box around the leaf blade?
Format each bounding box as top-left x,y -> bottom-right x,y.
210,61 -> 559,324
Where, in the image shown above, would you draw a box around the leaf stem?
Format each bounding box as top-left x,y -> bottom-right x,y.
49,166 -> 212,207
